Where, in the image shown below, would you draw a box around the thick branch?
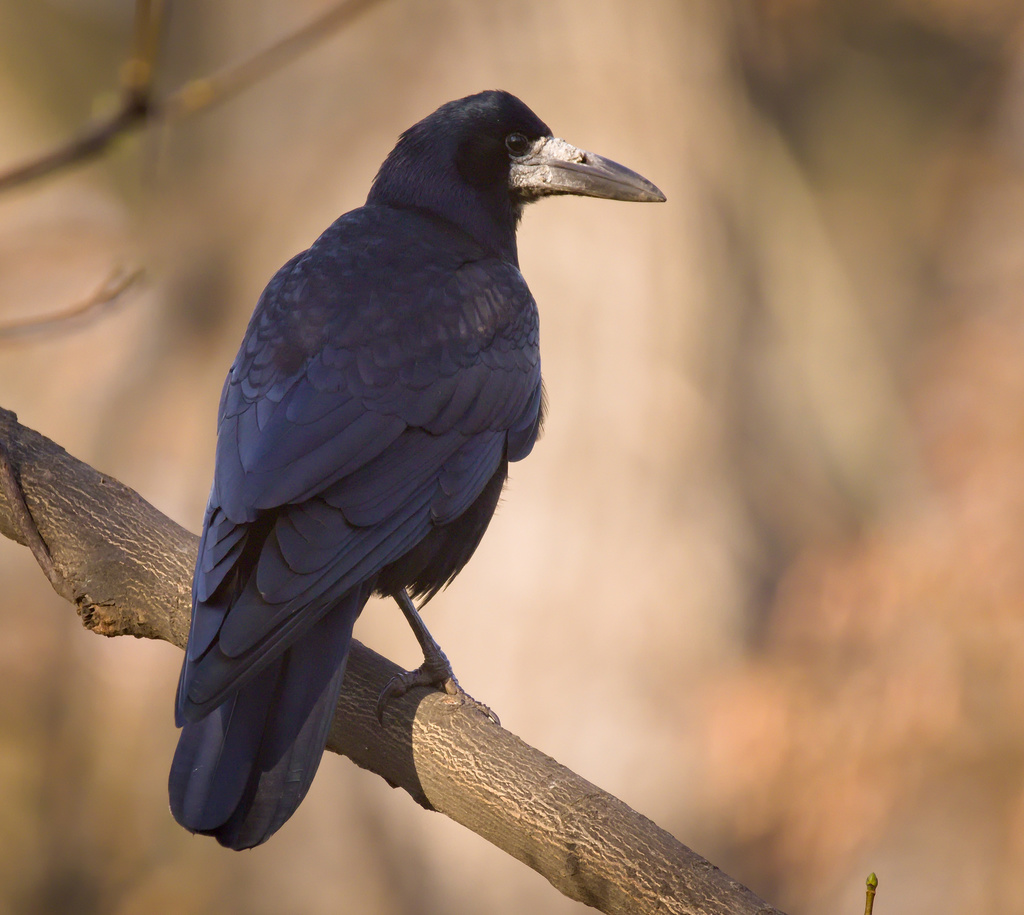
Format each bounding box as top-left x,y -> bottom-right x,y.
0,406 -> 783,915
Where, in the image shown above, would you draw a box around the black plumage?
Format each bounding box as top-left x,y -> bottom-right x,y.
170,90 -> 664,849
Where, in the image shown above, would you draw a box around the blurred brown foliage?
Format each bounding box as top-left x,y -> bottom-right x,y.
3,1 -> 1024,913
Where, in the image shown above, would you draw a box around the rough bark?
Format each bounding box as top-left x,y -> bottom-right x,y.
0,405 -> 783,915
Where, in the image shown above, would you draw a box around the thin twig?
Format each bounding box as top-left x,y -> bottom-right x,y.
122,0 -> 165,93
0,0 -> 161,194
0,99 -> 150,194
864,873 -> 877,915
0,267 -> 144,343
160,0 -> 387,121
0,0 -> 389,194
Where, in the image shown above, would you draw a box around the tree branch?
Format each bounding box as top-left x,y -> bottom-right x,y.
0,406 -> 784,915
0,0 -> 389,194
0,267 -> 143,343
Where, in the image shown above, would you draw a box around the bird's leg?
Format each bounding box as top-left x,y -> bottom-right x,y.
376,589 -> 499,726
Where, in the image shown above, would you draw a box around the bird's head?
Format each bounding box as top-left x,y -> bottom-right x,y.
366,90 -> 664,261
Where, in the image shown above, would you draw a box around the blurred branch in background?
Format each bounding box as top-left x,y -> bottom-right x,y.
0,0 -> 161,194
0,0 -> 389,195
0,267 -> 142,343
0,407 -> 786,915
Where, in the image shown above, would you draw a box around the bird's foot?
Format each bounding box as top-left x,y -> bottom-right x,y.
379,588 -> 500,725
375,652 -> 454,723
375,654 -> 500,726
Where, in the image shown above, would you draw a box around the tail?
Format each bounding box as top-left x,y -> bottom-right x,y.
168,588 -> 365,849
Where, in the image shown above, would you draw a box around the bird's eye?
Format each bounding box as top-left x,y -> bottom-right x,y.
505,133 -> 531,157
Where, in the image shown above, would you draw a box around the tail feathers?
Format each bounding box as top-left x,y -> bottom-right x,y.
169,588 -> 364,849
169,675 -> 271,833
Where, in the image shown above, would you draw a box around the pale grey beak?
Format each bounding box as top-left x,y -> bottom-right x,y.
509,136 -> 665,203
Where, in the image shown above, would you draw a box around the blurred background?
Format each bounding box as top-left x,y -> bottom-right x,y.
1,0 -> 1023,912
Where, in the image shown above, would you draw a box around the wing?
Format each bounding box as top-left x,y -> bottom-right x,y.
180,207 -> 543,717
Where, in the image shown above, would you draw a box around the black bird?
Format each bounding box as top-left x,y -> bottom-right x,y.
169,90 -> 664,849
